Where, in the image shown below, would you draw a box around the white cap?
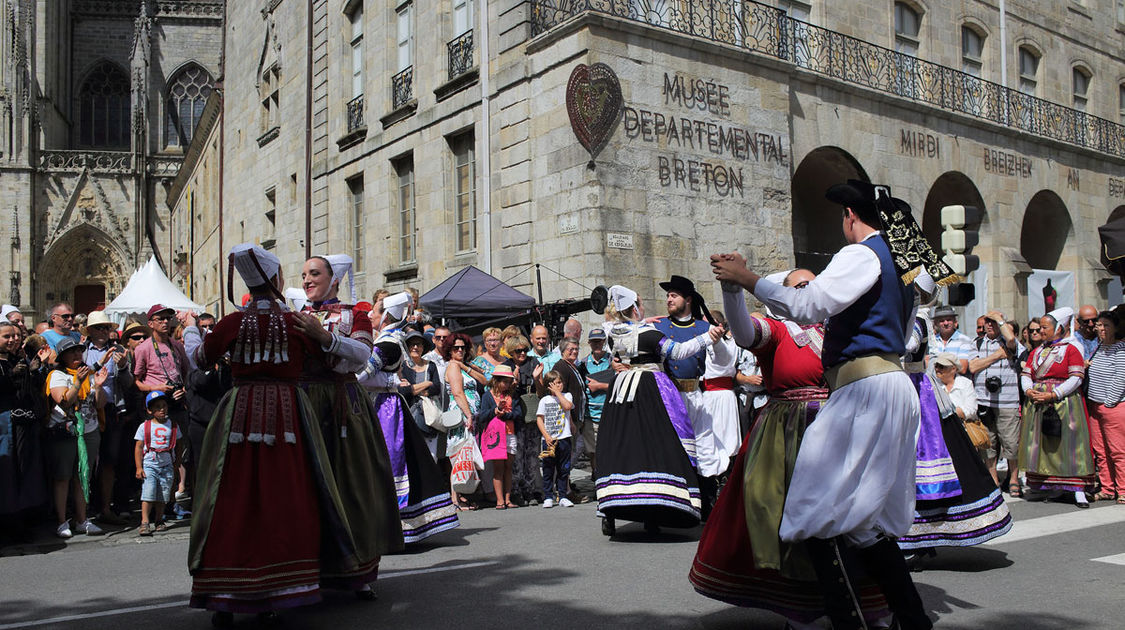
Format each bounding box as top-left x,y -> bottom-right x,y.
0,304 -> 20,320
382,291 -> 412,323
321,254 -> 355,302
914,269 -> 936,296
608,285 -> 638,313
1048,306 -> 1074,330
283,286 -> 309,312
230,243 -> 280,288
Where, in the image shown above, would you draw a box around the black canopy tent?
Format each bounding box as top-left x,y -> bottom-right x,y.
1099,214 -> 1125,278
419,265 -> 536,328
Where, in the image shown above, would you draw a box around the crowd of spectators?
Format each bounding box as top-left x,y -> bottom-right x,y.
0,293 -> 620,545
3,292 -> 1124,546
923,303 -> 1125,505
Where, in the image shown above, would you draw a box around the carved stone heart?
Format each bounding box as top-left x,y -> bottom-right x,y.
566,63 -> 624,162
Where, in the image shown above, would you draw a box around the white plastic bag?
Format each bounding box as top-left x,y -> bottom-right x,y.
447,426 -> 483,494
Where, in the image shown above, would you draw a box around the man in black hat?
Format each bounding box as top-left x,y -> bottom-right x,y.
654,275 -> 724,520
712,180 -> 932,630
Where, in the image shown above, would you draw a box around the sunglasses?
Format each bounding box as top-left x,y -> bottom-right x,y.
433,335 -> 449,340
1029,328 -> 1042,334
451,345 -> 467,351
150,315 -> 172,322
1079,318 -> 1097,324
55,313 -> 74,320
129,334 -> 149,340
512,348 -> 528,354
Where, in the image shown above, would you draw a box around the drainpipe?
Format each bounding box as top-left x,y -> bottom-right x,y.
478,3 -> 493,274
304,0 -> 313,261
998,0 -> 1008,88
218,2 -> 227,316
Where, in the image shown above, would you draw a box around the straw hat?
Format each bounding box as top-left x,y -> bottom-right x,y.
491,365 -> 516,380
83,310 -> 118,333
121,321 -> 150,338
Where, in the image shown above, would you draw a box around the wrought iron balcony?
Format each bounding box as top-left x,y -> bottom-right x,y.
448,30 -> 474,81
39,150 -> 134,173
392,67 -> 414,110
347,95 -> 366,133
530,0 -> 1125,158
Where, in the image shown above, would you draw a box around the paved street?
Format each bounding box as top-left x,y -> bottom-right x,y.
2,487 -> 1124,630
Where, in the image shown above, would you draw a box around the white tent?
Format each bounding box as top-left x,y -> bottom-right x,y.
103,256 -> 204,323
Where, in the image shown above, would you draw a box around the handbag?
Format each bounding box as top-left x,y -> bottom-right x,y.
963,418 -> 990,450
521,393 -> 540,426
421,396 -> 444,431
1040,404 -> 1063,438
440,407 -> 465,429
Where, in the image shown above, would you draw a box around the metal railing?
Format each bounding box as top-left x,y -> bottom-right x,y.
39,150 -> 133,173
346,95 -> 366,132
448,30 -> 474,80
392,67 -> 413,110
530,0 -> 1125,158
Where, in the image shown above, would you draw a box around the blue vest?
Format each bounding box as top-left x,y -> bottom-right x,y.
653,317 -> 707,379
821,234 -> 913,369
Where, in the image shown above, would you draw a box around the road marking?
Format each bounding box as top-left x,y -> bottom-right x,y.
982,506 -> 1125,546
0,561 -> 499,629
1091,552 -> 1125,566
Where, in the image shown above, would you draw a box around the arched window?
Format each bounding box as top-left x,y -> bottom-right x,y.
1072,66 -> 1091,111
1018,45 -> 1039,94
78,61 -> 131,148
165,64 -> 214,148
893,2 -> 921,55
961,25 -> 984,77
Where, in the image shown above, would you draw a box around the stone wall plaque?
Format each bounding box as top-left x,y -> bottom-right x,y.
607,233 -> 634,250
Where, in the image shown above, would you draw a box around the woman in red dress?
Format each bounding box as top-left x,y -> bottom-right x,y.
1019,307 -> 1096,506
691,271 -> 888,628
295,254 -> 402,595
188,244 -> 359,627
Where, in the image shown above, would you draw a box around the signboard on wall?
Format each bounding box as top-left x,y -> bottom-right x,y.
1027,269 -> 1076,320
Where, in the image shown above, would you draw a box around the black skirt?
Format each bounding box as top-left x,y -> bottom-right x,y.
594,370 -> 701,528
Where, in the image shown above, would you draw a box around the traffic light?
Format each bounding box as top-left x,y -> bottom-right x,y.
940,204 -> 982,276
947,282 -> 976,307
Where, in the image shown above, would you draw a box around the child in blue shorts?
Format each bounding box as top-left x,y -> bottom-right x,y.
133,391 -> 182,536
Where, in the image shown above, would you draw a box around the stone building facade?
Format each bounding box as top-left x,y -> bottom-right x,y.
173,0 -> 1124,324
0,0 -> 223,318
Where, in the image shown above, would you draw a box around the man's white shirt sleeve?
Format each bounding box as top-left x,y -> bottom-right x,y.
754,242 -> 881,324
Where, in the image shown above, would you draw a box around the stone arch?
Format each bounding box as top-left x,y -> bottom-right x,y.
36,223 -> 131,314
1020,190 -> 1072,270
791,146 -> 869,272
922,171 -> 987,253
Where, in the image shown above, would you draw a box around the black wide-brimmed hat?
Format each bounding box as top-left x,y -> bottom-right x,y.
827,180 -> 958,288
403,329 -> 434,354
826,179 -> 879,223
658,275 -> 715,324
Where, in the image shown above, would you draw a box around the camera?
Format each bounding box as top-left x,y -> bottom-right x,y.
167,380 -> 184,391
985,375 -> 1003,393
